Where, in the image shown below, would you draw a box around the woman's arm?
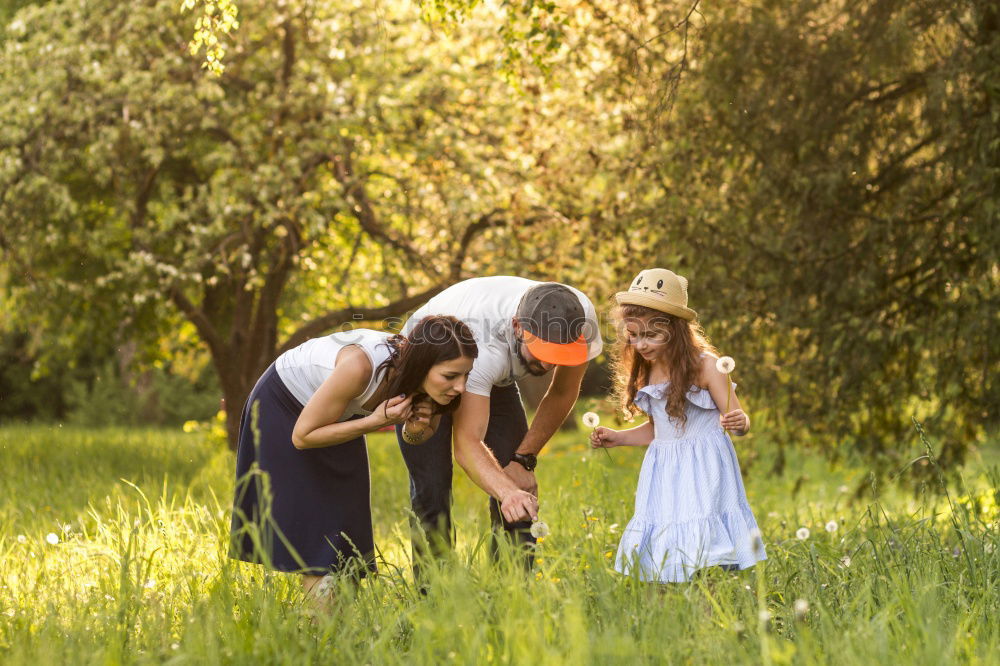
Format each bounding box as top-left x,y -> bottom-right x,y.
291,347 -> 411,449
701,355 -> 750,436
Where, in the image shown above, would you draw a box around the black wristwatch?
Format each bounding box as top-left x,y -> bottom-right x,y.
511,452 -> 537,472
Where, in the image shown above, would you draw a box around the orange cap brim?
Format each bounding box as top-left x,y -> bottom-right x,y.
522,331 -> 588,366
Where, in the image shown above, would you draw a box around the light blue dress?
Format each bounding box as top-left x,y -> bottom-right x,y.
614,380 -> 766,582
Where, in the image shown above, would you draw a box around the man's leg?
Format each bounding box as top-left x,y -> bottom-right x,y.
396,413 -> 454,577
484,383 -> 534,567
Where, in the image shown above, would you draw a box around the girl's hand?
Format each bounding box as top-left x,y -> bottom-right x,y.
720,409 -> 750,435
590,426 -> 622,449
376,394 -> 413,427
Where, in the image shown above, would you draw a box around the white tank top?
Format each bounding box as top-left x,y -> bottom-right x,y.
274,329 -> 394,420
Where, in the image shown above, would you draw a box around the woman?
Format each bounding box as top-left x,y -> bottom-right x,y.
230,315 -> 535,594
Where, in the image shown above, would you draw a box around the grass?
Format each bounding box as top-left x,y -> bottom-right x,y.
0,419 -> 998,664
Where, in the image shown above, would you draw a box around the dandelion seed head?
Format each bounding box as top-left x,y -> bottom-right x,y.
793,598 -> 809,620
16,535 -> 27,544
758,609 -> 772,623
796,527 -> 810,540
582,412 -> 600,428
530,520 -> 550,539
313,575 -> 337,598
825,520 -> 838,533
716,356 -> 736,374
45,533 -> 59,545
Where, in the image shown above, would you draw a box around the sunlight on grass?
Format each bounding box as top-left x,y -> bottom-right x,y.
1,421 -> 997,663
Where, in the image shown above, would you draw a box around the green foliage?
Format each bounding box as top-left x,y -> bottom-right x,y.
63,359 -> 220,427
0,329 -> 68,421
181,0 -> 240,75
1,0 -> 996,471
551,0 -> 1000,469
0,0 -> 622,444
0,423 -> 998,663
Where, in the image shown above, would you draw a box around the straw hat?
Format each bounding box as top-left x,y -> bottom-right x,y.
614,268 -> 697,321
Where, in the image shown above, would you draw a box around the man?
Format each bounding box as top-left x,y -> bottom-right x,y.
396,276 -> 602,567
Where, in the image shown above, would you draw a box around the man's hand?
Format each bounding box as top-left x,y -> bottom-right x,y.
503,460 -> 538,495
498,489 -> 538,523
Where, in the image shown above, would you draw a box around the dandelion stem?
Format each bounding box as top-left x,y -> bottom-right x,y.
593,427 -> 613,462
723,373 -> 732,437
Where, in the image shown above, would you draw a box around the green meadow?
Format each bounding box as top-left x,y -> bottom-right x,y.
1,419 -> 998,664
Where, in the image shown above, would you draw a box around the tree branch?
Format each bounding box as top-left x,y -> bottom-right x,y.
331,144 -> 441,278
169,285 -> 224,357
277,283 -> 449,354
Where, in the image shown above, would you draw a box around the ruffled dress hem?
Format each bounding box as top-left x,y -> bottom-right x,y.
614,506 -> 766,583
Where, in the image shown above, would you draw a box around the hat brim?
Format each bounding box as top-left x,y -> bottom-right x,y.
522,331 -> 589,366
615,291 -> 697,321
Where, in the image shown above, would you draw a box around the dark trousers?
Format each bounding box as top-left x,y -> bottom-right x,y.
396,383 -> 534,571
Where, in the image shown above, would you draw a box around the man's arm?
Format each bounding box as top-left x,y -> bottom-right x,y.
516,361 -> 588,456
452,392 -> 538,522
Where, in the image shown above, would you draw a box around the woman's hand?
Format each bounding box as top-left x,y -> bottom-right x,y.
590,426 -> 623,449
400,398 -> 434,445
720,409 -> 750,435
375,394 -> 413,427
499,489 -> 538,523
406,398 -> 433,429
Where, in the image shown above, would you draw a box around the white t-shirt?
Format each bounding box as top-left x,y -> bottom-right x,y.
401,276 -> 602,397
274,329 -> 393,418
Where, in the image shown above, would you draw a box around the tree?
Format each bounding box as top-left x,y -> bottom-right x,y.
0,0 -> 603,447
589,0 -> 1000,470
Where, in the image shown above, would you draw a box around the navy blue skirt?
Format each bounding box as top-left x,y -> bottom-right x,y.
229,364 -> 375,575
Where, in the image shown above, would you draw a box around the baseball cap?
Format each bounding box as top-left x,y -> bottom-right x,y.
515,283 -> 588,366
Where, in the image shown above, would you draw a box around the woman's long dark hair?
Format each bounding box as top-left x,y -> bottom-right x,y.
373,315 -> 478,414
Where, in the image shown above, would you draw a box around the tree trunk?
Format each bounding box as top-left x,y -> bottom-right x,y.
213,349 -> 265,451
216,368 -> 247,451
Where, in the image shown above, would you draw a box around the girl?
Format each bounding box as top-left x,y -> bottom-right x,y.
590,269 -> 765,582
230,315 -> 537,596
